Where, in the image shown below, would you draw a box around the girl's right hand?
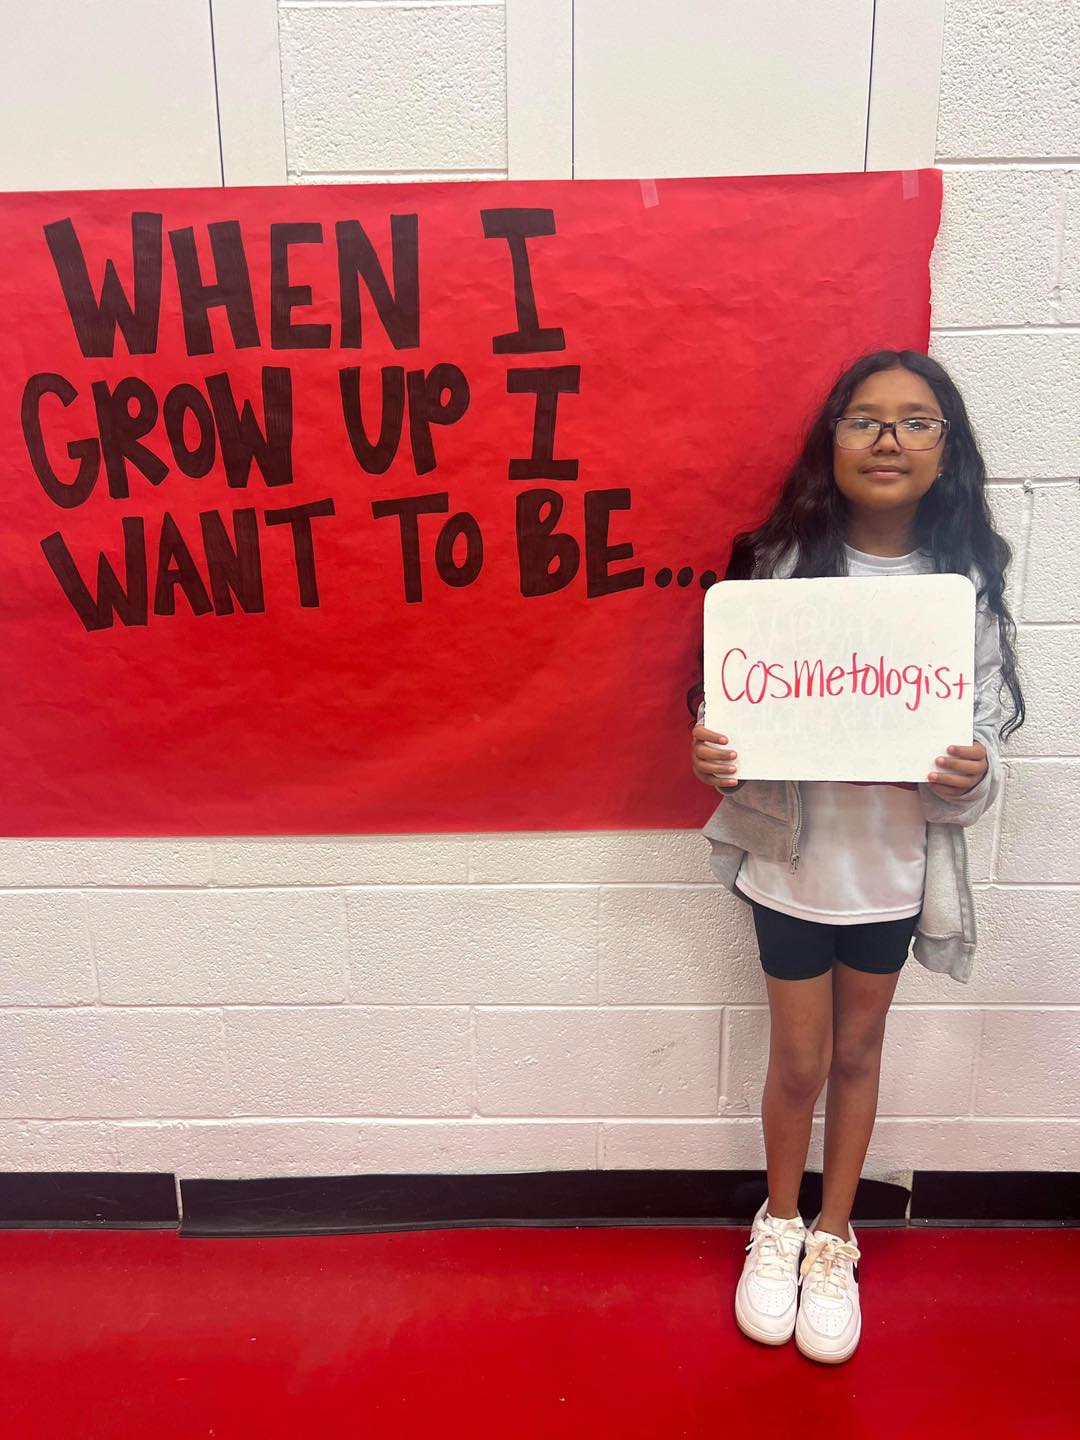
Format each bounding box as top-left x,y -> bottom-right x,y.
691,724 -> 739,788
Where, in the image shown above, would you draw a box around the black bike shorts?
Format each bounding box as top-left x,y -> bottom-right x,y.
748,897 -> 919,981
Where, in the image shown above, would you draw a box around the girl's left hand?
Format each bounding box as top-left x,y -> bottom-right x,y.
928,742 -> 988,799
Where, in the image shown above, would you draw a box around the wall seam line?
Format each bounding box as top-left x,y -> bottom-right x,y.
207,0 -> 226,187
862,0 -> 876,172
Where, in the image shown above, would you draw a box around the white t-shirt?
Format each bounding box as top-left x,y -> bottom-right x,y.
732,543 -> 958,924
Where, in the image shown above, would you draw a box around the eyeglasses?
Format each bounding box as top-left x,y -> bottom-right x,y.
833,416 -> 949,451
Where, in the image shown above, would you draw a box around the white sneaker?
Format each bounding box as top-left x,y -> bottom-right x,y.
734,1198 -> 808,1345
794,1212 -> 862,1364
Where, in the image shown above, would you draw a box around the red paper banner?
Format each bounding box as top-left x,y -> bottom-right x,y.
0,170 -> 942,835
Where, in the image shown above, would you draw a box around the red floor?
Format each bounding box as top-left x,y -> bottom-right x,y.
1,1223 -> 1076,1439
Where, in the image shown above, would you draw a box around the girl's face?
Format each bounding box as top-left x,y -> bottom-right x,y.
831,368 -> 947,517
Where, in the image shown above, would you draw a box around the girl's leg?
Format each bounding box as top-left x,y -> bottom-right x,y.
761,970 -> 834,1218
817,961 -> 903,1236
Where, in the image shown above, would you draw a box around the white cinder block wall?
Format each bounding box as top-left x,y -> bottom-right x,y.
1,0 -> 1077,1180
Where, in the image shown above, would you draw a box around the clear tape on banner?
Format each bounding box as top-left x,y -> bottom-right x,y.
901,171 -> 920,200
639,178 -> 659,208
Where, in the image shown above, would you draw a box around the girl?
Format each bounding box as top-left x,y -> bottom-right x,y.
687,349 -> 1024,1365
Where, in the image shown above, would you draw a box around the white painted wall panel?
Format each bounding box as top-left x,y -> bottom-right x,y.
572,0 -> 873,178
506,0 -> 573,178
865,0 -> 946,170
212,0 -> 289,183
0,0 -> 221,190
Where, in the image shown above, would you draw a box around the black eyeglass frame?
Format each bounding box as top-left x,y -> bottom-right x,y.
832,416 -> 950,451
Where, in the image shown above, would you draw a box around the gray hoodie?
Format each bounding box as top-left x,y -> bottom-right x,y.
697,559 -> 1004,984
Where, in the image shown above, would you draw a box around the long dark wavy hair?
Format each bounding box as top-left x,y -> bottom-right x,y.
686,349 -> 1025,742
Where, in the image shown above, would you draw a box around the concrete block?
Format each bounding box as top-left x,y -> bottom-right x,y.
875,1008 -> 983,1120
932,168 -> 1065,325
83,842 -> 214,886
965,798 -> 997,882
0,840 -> 211,887
985,482 -> 1029,618
114,1118 -> 362,1178
997,761 -> 1080,881
0,892 -> 95,1005
723,1005 -> 982,1118
1060,168 -> 1080,324
347,886 -> 596,1003
279,2 -> 506,174
0,1121 -> 120,1170
902,885 -> 1079,1003
289,168 -> 506,186
223,1005 -> 471,1116
476,1007 -> 720,1116
0,1008 -> 230,1119
1006,626 -> 1080,755
1023,485 -> 1080,622
213,837 -> 469,886
468,830 -> 720,885
113,1117 -> 597,1177
601,1118 -> 767,1170
976,1009 -> 1080,1115
866,1117 -> 1080,1169
928,335 -> 1079,479
598,885 -> 759,1004
936,0 -> 1080,157
601,1117 -> 1080,1172
89,889 -> 349,1005
0,842 -> 92,887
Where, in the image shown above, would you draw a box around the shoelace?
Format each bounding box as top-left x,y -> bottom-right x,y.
799,1235 -> 861,1300
744,1216 -> 806,1280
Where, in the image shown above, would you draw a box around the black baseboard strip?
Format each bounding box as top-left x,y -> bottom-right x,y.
0,1170 -> 1075,1235
178,1171 -> 908,1239
0,1172 -> 178,1229
910,1169 -> 1080,1225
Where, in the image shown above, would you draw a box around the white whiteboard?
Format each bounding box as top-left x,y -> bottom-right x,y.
702,575 -> 976,781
